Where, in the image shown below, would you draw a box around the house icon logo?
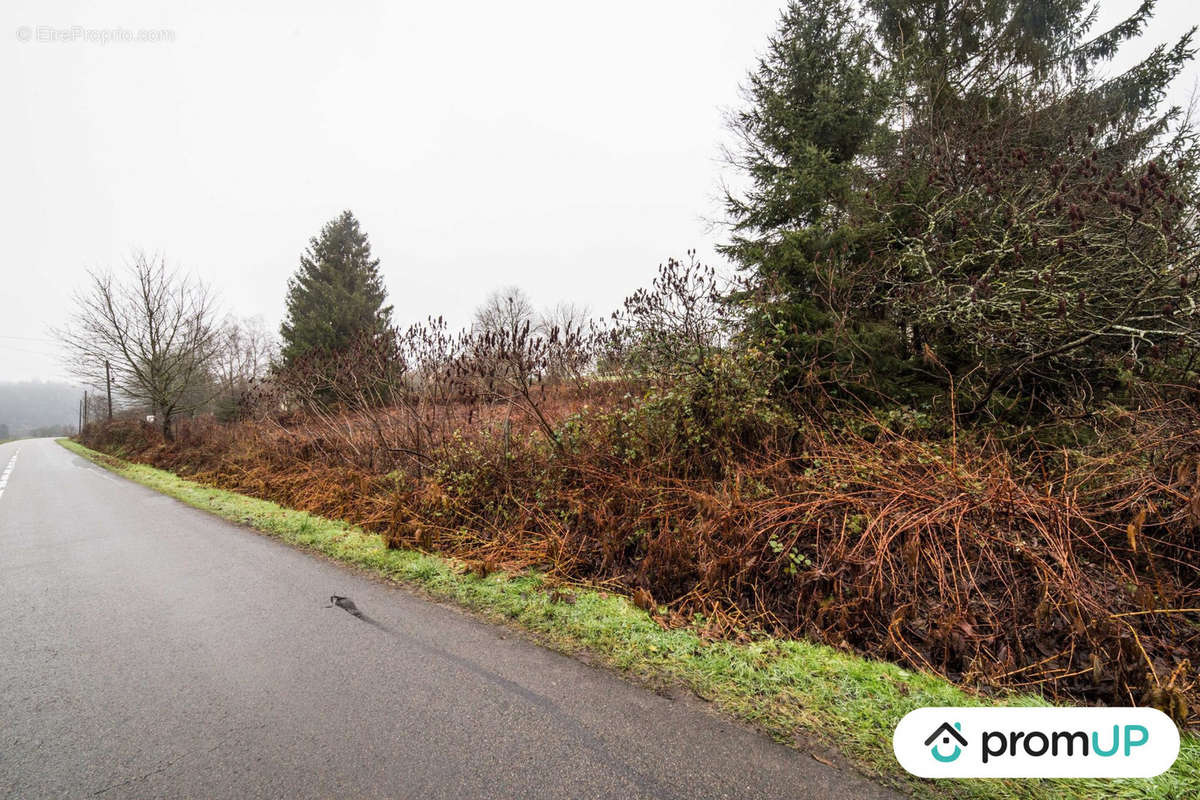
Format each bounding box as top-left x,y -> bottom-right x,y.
924,721 -> 967,763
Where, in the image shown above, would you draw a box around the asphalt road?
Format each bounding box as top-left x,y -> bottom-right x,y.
0,438 -> 900,799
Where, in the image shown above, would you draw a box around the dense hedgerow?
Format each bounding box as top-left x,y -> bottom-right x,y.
82,357 -> 1199,728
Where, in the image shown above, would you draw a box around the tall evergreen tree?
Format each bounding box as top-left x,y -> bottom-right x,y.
726,0 -> 1199,411
280,211 -> 393,366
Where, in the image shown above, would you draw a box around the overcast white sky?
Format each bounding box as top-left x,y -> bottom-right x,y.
1,1 -> 1197,384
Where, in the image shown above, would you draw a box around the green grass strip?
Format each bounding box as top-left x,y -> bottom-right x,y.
58,438 -> 1199,799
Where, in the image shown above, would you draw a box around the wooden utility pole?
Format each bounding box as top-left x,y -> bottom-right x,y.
83,390 -> 89,431
78,397 -> 83,435
105,360 -> 113,421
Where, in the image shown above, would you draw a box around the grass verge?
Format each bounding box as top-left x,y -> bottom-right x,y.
59,438 -> 1199,799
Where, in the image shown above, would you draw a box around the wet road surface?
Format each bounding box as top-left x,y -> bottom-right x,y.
0,438 -> 900,799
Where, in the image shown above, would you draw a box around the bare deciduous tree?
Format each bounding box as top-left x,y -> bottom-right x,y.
537,301 -> 594,381
536,301 -> 589,338
468,285 -> 539,389
213,315 -> 277,419
473,286 -> 535,338
56,254 -> 220,439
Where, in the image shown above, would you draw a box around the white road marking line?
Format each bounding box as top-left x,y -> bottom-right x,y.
0,450 -> 20,501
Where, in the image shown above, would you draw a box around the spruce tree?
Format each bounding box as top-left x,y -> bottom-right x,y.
721,0 -> 885,377
727,0 -> 1199,411
280,211 -> 393,367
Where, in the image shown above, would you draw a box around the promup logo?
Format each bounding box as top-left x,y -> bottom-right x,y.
894,707 -> 1179,778
924,721 -> 967,762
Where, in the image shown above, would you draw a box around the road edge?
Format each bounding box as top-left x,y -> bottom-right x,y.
57,438 -> 1200,800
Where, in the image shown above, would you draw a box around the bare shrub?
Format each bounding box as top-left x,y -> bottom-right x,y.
608,252 -> 730,380
81,398 -> 1200,725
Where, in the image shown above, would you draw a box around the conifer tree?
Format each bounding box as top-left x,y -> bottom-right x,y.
721,0 -> 885,375
280,211 -> 393,367
726,0 -> 1199,410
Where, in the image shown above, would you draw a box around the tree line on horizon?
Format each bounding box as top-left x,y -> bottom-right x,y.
0,380 -> 85,438
53,207 -> 596,438
58,0 -> 1199,437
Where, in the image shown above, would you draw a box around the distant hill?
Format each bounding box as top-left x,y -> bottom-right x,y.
0,381 -> 83,438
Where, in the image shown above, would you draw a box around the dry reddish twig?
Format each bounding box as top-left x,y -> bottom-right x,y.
84,397 -> 1200,727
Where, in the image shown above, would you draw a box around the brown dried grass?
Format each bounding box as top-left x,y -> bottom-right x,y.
85,398 -> 1200,726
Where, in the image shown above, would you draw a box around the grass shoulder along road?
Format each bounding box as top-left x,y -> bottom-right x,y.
58,438 -> 1199,800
